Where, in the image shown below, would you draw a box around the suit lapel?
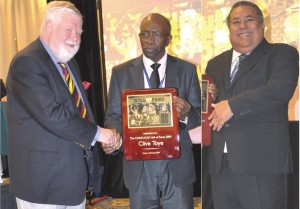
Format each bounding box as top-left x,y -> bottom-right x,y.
130,56 -> 146,89
165,55 -> 179,87
129,55 -> 180,89
37,39 -> 76,101
37,39 -> 95,122
230,39 -> 269,87
37,39 -> 66,88
223,51 -> 233,90
40,43 -> 78,108
67,60 -> 95,122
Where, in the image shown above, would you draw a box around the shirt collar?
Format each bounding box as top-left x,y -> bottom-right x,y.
39,37 -> 60,65
232,50 -> 241,63
142,52 -> 167,74
232,50 -> 251,63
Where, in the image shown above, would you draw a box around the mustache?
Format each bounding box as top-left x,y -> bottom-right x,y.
66,41 -> 79,47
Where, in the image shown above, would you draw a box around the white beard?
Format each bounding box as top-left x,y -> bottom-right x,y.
55,43 -> 80,63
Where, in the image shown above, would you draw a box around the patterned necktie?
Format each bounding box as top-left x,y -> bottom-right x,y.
150,63 -> 161,88
59,63 -> 90,121
230,54 -> 246,84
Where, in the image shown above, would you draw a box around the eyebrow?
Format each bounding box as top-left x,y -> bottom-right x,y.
232,14 -> 256,19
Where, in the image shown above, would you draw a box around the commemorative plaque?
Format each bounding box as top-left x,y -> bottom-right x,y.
201,74 -> 214,146
121,88 -> 180,160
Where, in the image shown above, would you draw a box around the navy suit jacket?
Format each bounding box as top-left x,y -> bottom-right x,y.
6,38 -> 98,205
205,39 -> 299,175
104,55 -> 201,191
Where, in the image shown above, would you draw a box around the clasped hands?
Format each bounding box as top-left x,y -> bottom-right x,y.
98,128 -> 122,154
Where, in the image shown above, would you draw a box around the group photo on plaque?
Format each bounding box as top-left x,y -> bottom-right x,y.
127,93 -> 172,128
121,88 -> 180,160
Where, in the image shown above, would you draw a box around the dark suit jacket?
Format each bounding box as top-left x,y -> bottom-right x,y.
205,39 -> 299,175
6,38 -> 98,205
104,55 -> 201,191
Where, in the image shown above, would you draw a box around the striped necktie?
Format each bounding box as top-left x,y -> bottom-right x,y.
230,54 -> 246,85
59,63 -> 90,121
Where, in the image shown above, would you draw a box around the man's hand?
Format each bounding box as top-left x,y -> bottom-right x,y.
97,127 -> 117,144
101,129 -> 122,154
208,83 -> 219,101
173,96 -> 191,119
208,100 -> 233,131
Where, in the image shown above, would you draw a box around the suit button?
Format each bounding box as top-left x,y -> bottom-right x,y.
224,123 -> 231,128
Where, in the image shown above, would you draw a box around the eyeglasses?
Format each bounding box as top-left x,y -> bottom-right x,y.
138,30 -> 170,39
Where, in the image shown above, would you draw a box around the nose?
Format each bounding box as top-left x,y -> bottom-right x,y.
70,30 -> 81,42
239,19 -> 250,29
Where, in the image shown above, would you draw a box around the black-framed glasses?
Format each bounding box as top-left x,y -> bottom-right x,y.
138,30 -> 169,39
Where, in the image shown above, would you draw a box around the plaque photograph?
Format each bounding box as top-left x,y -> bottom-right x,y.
122,88 -> 180,160
202,79 -> 209,114
201,74 -> 214,146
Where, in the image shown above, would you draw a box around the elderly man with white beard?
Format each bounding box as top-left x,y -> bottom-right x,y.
6,1 -> 120,209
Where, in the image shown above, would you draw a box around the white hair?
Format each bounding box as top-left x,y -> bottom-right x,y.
40,1 -> 82,35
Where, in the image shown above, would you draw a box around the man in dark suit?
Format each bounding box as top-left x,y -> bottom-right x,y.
102,13 -> 201,209
205,1 -> 299,209
6,1 -> 117,209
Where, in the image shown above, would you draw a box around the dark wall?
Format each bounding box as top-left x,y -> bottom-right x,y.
73,0 -> 107,126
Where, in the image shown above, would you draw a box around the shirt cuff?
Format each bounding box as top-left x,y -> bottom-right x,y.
179,116 -> 188,124
91,126 -> 101,146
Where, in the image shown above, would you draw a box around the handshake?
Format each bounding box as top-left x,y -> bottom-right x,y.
97,127 -> 122,154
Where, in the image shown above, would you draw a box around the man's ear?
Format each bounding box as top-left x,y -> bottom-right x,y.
166,34 -> 172,46
45,20 -> 53,32
261,22 -> 265,30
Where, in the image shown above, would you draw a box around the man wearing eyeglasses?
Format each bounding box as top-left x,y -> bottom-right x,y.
102,13 -> 201,209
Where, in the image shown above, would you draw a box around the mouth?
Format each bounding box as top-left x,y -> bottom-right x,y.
66,42 -> 77,48
143,48 -> 155,53
66,44 -> 75,49
238,32 -> 251,37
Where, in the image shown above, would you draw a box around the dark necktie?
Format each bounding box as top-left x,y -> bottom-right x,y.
150,63 -> 161,88
59,63 -> 90,121
230,54 -> 246,84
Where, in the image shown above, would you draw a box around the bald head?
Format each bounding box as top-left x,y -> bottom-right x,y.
141,13 -> 171,35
